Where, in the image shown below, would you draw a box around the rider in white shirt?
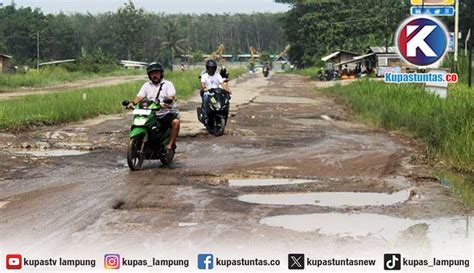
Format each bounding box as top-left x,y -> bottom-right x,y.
128,62 -> 180,153
200,60 -> 229,122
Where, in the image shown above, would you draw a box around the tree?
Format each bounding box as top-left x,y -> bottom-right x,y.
43,13 -> 79,60
110,0 -> 149,60
0,5 -> 48,63
160,20 -> 187,70
0,3 -> 287,64
277,0 -> 411,66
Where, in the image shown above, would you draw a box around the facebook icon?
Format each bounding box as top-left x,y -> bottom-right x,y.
198,254 -> 214,270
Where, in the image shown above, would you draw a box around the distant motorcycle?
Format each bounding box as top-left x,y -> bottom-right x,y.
121,99 -> 175,171
197,88 -> 230,136
263,66 -> 269,78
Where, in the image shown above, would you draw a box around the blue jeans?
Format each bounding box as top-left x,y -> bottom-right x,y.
201,91 -> 212,121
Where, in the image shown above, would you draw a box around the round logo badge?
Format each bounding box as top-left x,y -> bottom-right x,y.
396,16 -> 448,67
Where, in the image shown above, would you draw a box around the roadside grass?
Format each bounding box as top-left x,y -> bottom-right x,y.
285,67 -> 321,79
0,68 -> 246,130
0,67 -> 144,92
322,80 -> 474,173
435,171 -> 474,208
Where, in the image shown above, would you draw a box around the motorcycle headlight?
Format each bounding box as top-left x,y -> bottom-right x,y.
133,117 -> 147,126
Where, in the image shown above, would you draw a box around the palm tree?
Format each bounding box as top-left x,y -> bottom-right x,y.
160,20 -> 187,70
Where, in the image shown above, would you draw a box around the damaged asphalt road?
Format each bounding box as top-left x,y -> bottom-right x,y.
0,74 -> 472,260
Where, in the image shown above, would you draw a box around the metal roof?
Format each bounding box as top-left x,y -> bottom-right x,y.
39,59 -> 76,66
321,52 -> 341,62
321,50 -> 360,62
120,60 -> 148,65
368,47 -> 397,54
0,54 -> 12,59
335,53 -> 375,66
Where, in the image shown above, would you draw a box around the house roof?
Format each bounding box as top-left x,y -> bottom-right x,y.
39,59 -> 76,66
120,60 -> 148,66
368,47 -> 397,54
0,54 -> 12,59
321,50 -> 360,62
336,52 -> 375,66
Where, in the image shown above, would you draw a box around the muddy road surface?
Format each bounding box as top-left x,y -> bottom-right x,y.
0,74 -> 472,269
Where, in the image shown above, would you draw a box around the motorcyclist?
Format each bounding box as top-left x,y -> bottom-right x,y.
200,60 -> 229,123
263,63 -> 269,71
220,66 -> 229,79
127,62 -> 180,153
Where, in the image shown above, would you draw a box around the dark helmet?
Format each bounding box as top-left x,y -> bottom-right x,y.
206,60 -> 218,70
146,62 -> 164,82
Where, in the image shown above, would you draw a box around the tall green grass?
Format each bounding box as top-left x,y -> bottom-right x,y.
0,67 -> 144,91
322,80 -> 474,173
436,170 -> 474,208
443,50 -> 473,84
286,67 -> 321,79
0,68 -> 246,130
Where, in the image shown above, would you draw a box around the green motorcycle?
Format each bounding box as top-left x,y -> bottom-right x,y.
122,99 -> 175,171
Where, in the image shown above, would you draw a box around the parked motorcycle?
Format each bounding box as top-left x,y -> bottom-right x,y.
197,88 -> 230,136
122,99 -> 175,171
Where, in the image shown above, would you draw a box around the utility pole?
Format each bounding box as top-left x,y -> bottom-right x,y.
36,32 -> 39,71
469,0 -> 473,87
454,0 -> 459,70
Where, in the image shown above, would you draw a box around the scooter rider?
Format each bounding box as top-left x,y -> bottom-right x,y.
127,62 -> 180,153
200,60 -> 229,123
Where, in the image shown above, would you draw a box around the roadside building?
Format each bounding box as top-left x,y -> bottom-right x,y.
273,54 -> 289,71
335,52 -> 377,76
334,47 -> 408,77
120,60 -> 147,70
366,47 -> 405,76
321,50 -> 360,70
0,54 -> 12,73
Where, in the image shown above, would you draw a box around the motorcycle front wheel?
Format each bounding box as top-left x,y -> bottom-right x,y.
127,136 -> 145,171
213,116 -> 226,136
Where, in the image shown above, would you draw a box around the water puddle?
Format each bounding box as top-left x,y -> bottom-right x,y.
261,213 -> 472,242
0,201 -> 10,209
436,171 -> 474,208
178,222 -> 198,227
229,178 -> 317,187
238,189 -> 410,207
261,213 -> 418,239
10,149 -> 90,157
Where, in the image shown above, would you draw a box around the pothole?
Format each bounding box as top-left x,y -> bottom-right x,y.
9,149 -> 90,157
261,213 -> 418,239
260,213 -> 472,243
229,178 -> 318,187
238,189 -> 411,207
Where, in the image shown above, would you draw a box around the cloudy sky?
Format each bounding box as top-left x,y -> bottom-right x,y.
7,0 -> 290,14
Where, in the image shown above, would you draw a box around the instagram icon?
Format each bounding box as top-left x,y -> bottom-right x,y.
104,254 -> 121,270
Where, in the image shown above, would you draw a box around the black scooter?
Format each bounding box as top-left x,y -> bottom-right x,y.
197,88 -> 230,136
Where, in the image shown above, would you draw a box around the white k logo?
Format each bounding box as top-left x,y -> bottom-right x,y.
406,25 -> 437,57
